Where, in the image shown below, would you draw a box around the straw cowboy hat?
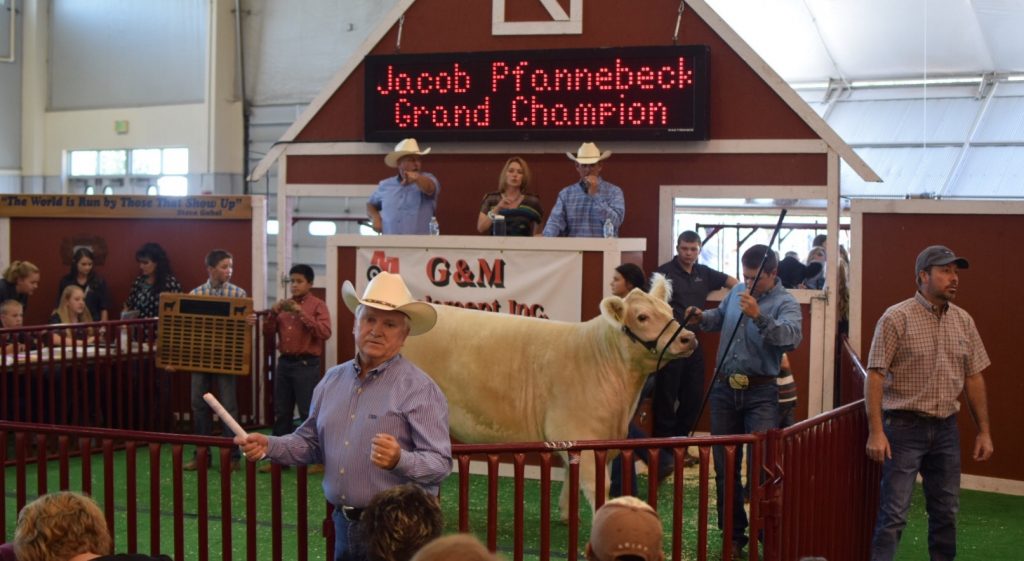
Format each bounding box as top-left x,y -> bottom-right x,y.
384,138 -> 432,168
342,271 -> 437,335
566,142 -> 612,164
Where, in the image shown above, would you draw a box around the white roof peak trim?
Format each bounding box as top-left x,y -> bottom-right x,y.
686,0 -> 879,182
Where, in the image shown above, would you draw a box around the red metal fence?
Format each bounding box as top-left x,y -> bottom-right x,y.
1,317 -> 273,431
2,335 -> 876,561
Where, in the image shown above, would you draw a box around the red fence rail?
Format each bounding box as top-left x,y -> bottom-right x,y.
1,316 -> 274,432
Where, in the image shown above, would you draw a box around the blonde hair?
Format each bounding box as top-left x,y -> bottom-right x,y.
54,285 -> 94,325
3,260 -> 39,284
14,492 -> 113,561
1,299 -> 23,315
498,156 -> 532,195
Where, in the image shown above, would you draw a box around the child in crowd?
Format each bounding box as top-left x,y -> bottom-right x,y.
261,264 -> 331,474
49,285 -> 96,345
56,247 -> 112,324
184,249 -> 248,471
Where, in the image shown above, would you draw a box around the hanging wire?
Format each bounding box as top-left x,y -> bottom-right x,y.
672,1 -> 685,45
395,14 -> 405,52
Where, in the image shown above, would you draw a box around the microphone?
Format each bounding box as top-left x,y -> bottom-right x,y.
579,179 -> 588,193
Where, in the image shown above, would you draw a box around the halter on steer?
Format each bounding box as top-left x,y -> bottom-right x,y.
621,315 -> 691,372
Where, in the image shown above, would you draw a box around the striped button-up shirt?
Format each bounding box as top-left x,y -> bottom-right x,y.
265,354 -> 452,508
867,291 -> 990,418
189,281 -> 247,298
542,178 -> 625,237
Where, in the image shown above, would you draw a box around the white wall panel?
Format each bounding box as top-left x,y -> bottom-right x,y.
49,0 -> 206,109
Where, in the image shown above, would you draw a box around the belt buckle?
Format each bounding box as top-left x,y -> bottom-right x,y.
728,374 -> 749,390
341,506 -> 359,521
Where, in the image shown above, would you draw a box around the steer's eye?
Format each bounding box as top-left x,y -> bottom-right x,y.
637,314 -> 649,322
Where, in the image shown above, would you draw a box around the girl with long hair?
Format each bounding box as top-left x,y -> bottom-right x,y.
123,242 -> 182,318
56,247 -> 111,324
49,285 -> 95,345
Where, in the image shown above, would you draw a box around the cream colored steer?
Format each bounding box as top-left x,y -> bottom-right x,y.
402,274 -> 696,518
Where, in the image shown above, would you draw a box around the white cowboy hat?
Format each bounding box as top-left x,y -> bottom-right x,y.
342,271 -> 437,335
566,142 -> 612,164
384,138 -> 432,168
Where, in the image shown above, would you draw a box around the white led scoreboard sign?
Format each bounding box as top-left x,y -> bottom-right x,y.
363,46 -> 710,142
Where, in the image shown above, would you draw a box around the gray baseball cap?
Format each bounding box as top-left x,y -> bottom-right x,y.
915,245 -> 969,273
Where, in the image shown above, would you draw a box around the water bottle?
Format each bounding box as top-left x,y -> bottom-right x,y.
491,214 -> 507,236
428,216 -> 440,236
603,217 -> 615,238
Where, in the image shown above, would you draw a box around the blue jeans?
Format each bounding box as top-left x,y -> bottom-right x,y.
332,509 -> 367,561
709,379 -> 779,547
272,356 -> 320,436
189,372 -> 240,459
871,412 -> 960,561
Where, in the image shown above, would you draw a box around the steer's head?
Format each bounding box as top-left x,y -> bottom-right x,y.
600,274 -> 697,364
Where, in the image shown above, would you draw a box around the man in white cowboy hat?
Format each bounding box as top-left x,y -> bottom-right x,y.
236,272 -> 451,561
542,142 -> 625,237
367,138 -> 441,235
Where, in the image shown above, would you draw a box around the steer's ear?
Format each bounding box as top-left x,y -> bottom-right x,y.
600,296 -> 626,326
650,273 -> 672,302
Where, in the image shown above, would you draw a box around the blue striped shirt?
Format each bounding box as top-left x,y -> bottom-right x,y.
542,178 -> 625,237
699,279 -> 802,377
265,354 -> 452,508
189,281 -> 247,298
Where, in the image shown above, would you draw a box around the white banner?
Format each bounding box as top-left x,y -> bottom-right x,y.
355,247 -> 583,321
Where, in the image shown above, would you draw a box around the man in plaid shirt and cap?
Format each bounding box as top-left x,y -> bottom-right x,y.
865,245 -> 994,561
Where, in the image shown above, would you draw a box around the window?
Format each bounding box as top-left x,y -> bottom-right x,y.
157,176 -> 188,197
131,149 -> 162,175
68,147 -> 190,196
70,151 -> 99,176
308,221 -> 337,237
267,220 -> 279,235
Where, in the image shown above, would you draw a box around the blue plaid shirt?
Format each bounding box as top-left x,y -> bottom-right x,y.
189,281 -> 247,298
542,178 -> 625,237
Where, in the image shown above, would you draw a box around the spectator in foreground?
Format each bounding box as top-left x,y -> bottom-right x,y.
585,496 -> 664,561
359,484 -> 444,561
14,491 -> 171,561
410,534 -> 499,561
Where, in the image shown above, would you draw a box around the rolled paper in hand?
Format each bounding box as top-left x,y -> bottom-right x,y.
203,392 -> 247,438
203,392 -> 264,460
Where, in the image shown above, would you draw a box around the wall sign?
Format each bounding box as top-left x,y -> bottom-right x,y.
0,195 -> 252,219
364,46 -> 710,142
355,247 -> 583,321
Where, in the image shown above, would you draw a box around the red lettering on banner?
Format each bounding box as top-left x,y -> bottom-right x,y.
508,299 -> 549,319
427,255 -> 506,288
427,257 -> 450,287
477,258 -> 505,288
424,295 -> 502,313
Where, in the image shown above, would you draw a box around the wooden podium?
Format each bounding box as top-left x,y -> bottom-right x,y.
156,293 -> 253,375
